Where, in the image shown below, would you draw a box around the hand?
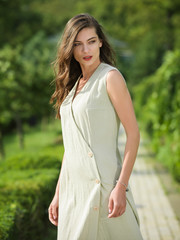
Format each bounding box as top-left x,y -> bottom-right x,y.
48,194 -> 59,226
108,185 -> 126,218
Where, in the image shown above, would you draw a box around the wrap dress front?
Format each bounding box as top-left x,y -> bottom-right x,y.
57,63 -> 143,240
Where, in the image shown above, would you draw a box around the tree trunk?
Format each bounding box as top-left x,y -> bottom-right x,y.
14,113 -> 25,149
0,128 -> 5,159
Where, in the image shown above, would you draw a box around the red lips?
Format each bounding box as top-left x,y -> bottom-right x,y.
83,56 -> 92,61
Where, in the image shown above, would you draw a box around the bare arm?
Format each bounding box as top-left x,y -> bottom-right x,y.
106,70 -> 140,218
48,152 -> 65,226
55,152 -> 66,197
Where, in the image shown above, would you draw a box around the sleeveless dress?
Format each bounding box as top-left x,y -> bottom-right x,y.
57,63 -> 143,240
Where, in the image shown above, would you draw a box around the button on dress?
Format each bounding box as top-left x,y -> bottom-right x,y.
57,63 -> 143,240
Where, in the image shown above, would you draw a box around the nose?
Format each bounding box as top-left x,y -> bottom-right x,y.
82,44 -> 89,53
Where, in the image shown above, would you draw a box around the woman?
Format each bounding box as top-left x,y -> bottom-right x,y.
48,13 -> 143,240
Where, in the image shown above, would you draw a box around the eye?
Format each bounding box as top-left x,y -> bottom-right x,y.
89,40 -> 96,44
74,42 -> 81,47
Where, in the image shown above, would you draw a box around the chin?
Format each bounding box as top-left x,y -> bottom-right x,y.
85,59 -> 100,66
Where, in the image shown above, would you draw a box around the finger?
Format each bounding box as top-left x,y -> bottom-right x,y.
49,207 -> 58,226
52,207 -> 58,220
108,210 -> 119,218
108,205 -> 119,218
50,217 -> 58,226
108,198 -> 113,215
49,212 -> 58,226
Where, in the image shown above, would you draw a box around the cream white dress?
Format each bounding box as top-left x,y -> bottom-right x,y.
57,63 -> 143,240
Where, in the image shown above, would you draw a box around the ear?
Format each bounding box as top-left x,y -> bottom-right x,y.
99,39 -> 103,48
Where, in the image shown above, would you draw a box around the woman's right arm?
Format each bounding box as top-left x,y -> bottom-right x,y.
54,152 -> 66,197
48,152 -> 65,226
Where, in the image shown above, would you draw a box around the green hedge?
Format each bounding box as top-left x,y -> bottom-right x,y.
0,197 -> 17,240
0,147 -> 61,172
133,49 -> 180,182
0,146 -> 63,240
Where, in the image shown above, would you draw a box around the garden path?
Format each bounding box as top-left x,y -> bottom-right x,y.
119,125 -> 180,240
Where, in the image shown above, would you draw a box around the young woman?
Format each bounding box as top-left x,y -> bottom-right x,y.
48,13 -> 143,240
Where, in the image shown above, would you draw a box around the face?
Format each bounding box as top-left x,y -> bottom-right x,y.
73,27 -> 102,67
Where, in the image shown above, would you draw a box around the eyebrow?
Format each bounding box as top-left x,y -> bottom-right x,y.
74,37 -> 97,43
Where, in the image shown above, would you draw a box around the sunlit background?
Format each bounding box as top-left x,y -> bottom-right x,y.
0,0 -> 180,239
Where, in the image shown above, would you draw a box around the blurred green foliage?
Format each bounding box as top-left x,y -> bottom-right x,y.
0,143 -> 63,240
0,31 -> 54,119
0,31 -> 55,156
134,50 -> 180,182
0,168 -> 59,240
0,119 -> 62,239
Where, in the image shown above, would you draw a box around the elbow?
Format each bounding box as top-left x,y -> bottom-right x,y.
126,125 -> 140,144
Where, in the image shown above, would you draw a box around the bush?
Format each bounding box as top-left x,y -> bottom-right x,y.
133,49 -> 180,182
0,145 -> 62,172
0,169 -> 59,240
0,198 -> 17,240
0,145 -> 63,240
172,161 -> 180,183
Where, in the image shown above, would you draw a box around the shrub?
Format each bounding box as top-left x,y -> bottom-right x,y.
133,49 -> 180,182
0,145 -> 63,240
0,168 -> 59,240
0,145 -> 63,172
0,197 -> 17,240
172,161 -> 180,183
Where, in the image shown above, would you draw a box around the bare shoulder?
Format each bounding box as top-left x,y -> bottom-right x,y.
106,69 -> 128,96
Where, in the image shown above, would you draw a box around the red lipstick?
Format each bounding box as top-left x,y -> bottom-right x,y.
83,56 -> 92,61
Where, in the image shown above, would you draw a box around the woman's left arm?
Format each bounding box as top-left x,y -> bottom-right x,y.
106,70 -> 140,218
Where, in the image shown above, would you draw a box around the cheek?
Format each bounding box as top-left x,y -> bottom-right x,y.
94,45 -> 101,55
73,49 -> 79,60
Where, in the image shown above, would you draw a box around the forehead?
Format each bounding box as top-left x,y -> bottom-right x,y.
75,27 -> 97,41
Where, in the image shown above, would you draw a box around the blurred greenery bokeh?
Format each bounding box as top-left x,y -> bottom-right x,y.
0,0 -> 180,239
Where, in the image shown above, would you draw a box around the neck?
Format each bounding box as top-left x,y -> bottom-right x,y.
80,61 -> 101,80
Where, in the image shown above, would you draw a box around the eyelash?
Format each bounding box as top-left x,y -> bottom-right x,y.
74,43 -> 80,47
74,40 -> 96,47
89,40 -> 96,44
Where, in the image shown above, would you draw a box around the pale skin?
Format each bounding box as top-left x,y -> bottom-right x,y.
48,27 -> 140,225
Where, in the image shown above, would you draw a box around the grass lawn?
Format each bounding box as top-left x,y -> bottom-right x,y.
3,117 -> 63,160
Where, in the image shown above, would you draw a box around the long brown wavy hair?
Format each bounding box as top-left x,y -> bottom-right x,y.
50,13 -> 116,119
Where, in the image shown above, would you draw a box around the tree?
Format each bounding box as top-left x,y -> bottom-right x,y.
0,0 -> 44,47
0,32 -> 54,157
